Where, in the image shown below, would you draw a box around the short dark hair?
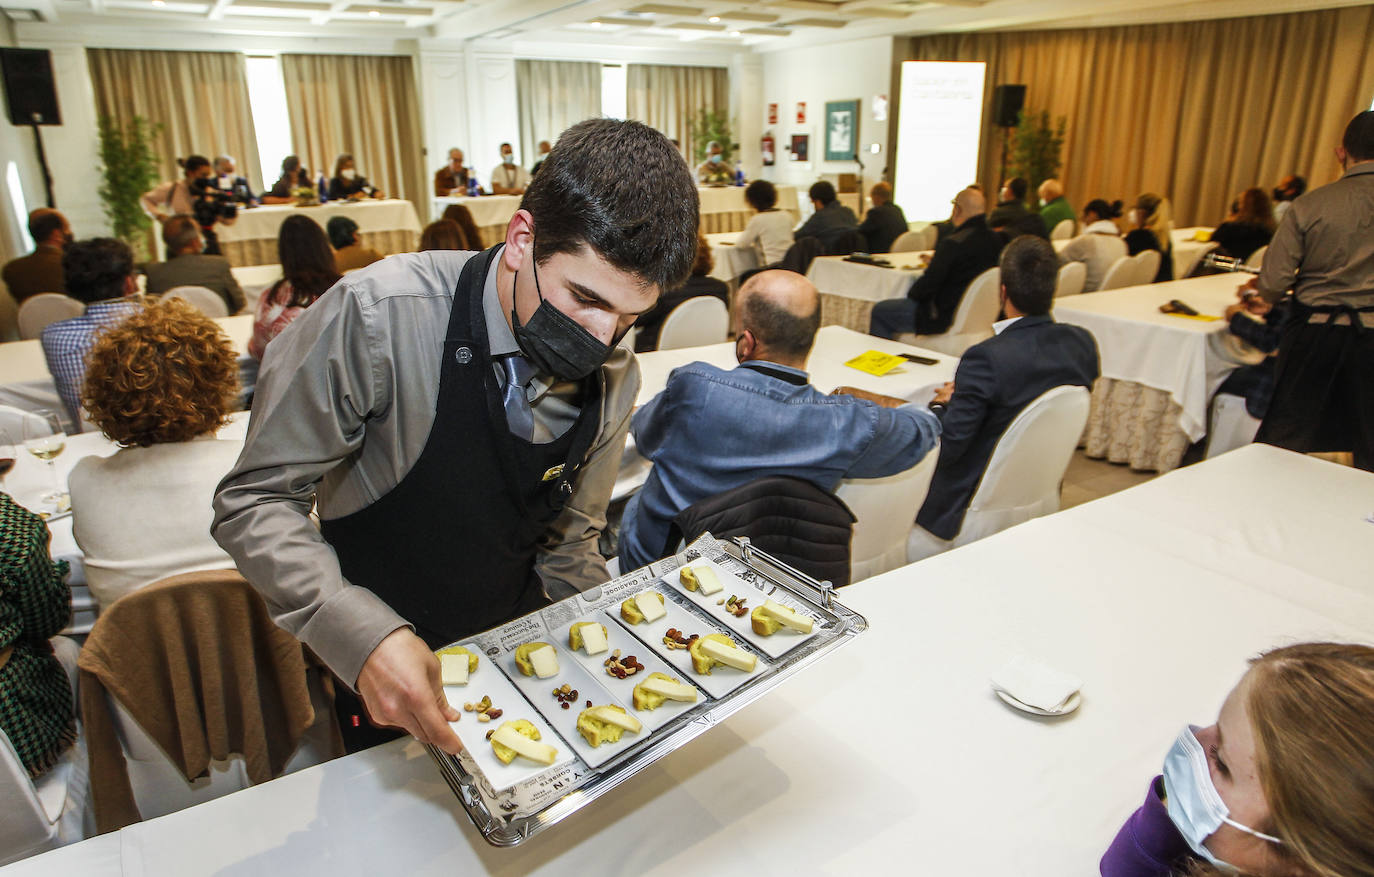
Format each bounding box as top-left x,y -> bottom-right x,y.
62,237 -> 134,304
179,155 -> 211,176
999,235 -> 1057,316
162,215 -> 201,253
522,118 -> 698,292
745,179 -> 777,211
1286,176 -> 1307,197
1082,198 -> 1122,220
1342,110 -> 1374,162
326,215 -> 360,250
1006,177 -> 1029,201
808,180 -> 836,206
28,210 -> 64,243
741,287 -> 820,358
282,154 -> 301,174
277,215 -> 340,307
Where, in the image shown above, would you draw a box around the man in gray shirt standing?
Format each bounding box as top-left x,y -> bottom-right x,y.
1244,110 -> 1374,470
212,119 -> 699,753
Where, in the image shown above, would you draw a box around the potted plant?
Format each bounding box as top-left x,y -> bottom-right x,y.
690,109 -> 737,162
1009,110 -> 1067,206
97,115 -> 162,262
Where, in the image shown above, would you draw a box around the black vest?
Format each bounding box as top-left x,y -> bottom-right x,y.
320,246 -> 603,647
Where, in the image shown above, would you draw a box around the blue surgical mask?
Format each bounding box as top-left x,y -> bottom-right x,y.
1162,725 -> 1283,870
709,154 -> 722,164
502,154 -> 515,165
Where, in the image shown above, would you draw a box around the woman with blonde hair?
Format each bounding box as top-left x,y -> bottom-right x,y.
1125,192 -> 1175,283
71,299 -> 243,609
1102,641 -> 1374,877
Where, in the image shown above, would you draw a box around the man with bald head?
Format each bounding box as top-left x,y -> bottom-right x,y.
619,270 -> 941,569
869,186 -> 1002,339
3,208 -> 71,303
1038,178 -> 1075,237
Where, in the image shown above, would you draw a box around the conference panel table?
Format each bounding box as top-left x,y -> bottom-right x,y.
11,445 -> 1371,876
1054,272 -> 1248,471
805,252 -> 929,332
215,200 -> 423,267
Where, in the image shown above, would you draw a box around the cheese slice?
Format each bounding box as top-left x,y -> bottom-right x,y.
699,638 -> 757,672
587,707 -> 642,734
688,566 -> 724,595
490,725 -> 558,765
528,645 -> 560,679
634,592 -> 666,623
639,676 -> 697,702
758,599 -> 814,633
580,624 -> 608,656
439,653 -> 469,685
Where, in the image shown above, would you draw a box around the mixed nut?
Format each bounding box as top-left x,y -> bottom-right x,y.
719,595 -> 749,617
662,628 -> 700,650
462,694 -> 503,723
604,649 -> 645,678
552,682 -> 580,710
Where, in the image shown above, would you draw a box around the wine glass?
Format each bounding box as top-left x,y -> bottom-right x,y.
0,427 -> 15,486
22,409 -> 67,508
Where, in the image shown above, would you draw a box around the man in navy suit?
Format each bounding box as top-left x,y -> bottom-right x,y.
915,235 -> 1100,541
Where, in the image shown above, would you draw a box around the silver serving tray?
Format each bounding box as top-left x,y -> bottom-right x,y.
426,533 -> 869,847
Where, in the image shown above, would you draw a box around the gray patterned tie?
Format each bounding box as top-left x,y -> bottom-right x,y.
500,354 -> 536,440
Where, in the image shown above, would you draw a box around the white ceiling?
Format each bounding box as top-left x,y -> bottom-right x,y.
5,0 -> 1368,50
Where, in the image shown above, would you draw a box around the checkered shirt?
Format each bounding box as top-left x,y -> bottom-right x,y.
39,299 -> 139,424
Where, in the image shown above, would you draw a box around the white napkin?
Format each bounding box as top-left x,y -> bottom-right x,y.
989,655 -> 1083,711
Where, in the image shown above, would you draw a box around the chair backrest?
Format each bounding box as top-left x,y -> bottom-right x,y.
163,285 -> 229,318
0,729 -> 58,866
957,385 -> 1090,546
1050,218 -> 1076,241
890,231 -> 925,253
947,267 -> 1002,336
836,444 -> 940,583
1176,242 -> 1218,279
823,228 -> 865,257
657,296 -> 729,351
1243,245 -> 1268,270
17,293 -> 83,340
1132,250 -> 1161,285
1205,392 -> 1261,459
778,236 -> 824,275
1055,261 -> 1087,297
1097,256 -> 1136,291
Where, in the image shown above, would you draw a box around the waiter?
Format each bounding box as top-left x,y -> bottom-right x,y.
1244,110 -> 1374,470
213,119 -> 700,752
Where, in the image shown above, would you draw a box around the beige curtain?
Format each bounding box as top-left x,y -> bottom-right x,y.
280,54 -> 426,215
515,60 -> 602,166
87,49 -> 262,191
627,64 -> 729,166
896,6 -> 1374,226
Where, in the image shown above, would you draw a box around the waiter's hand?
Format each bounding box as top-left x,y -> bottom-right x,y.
357,627 -> 464,754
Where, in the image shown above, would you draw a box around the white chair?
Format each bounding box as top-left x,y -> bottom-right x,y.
1175,242 -> 1218,280
1055,261 -> 1087,297
1132,250 -> 1161,285
1050,218 -> 1076,241
1243,245 -> 1268,270
1097,256 -> 1137,291
1204,393 -> 1261,459
905,267 -> 1001,357
163,285 -> 229,318
0,404 -> 53,438
907,385 -> 1091,561
657,296 -> 728,351
17,293 -> 83,340
836,444 -> 940,583
890,231 -> 926,253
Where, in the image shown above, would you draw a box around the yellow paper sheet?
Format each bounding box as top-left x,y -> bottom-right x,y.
845,350 -> 905,376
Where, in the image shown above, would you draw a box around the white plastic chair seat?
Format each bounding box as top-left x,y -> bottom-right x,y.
901,266 -> 1000,357
1097,256 -> 1136,291
1243,245 -> 1268,270
1132,250 -> 1161,285
836,442 -> 940,583
1050,218 -> 1076,241
656,295 -> 728,351
1176,242 -> 1218,279
1055,261 -> 1087,297
163,285 -> 229,318
1205,392 -> 1261,459
890,230 -> 924,253
17,293 -> 83,340
0,404 -> 55,438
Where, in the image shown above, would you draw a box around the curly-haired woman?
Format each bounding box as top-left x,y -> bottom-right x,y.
70,299 -> 242,610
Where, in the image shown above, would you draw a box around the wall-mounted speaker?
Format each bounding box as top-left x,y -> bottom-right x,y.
0,48 -> 61,126
991,84 -> 1025,129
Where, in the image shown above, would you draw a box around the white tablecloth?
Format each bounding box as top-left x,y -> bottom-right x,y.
432,194 -> 519,249
12,445 -> 1371,876
805,252 -> 929,332
704,231 -> 761,284
1172,227 -> 1217,278
696,185 -> 800,234
215,200 -> 422,267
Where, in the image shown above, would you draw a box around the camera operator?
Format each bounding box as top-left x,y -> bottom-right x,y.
142,155 -> 237,257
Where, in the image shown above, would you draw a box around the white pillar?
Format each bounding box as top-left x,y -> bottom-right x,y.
730,54 -> 764,182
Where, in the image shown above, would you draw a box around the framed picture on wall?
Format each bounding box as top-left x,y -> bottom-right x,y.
824,100 -> 860,162
790,134 -> 809,163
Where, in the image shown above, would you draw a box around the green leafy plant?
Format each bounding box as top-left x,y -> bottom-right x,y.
1009,109 -> 1066,206
97,115 -> 163,260
689,109 -> 736,164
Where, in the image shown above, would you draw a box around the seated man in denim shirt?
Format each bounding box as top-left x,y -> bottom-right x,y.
618,270 -> 942,570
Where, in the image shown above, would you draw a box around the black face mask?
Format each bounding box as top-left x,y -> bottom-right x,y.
510,253 -> 617,382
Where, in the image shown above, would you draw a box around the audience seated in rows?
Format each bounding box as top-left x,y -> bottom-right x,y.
327,216 -> 383,272
735,180 -> 794,265
262,155 -> 312,205
71,299 -> 242,611
40,238 -> 140,424
145,215 -> 244,313
490,142 -> 531,195
441,204 -> 484,249
1101,642 -> 1374,877
794,181 -> 858,252
249,215 -> 341,361
915,236 -> 1100,541
1209,187 -> 1276,263
632,231 -> 729,353
1038,178 -> 1075,235
328,153 -> 383,201
988,177 -> 1049,240
1125,192 -> 1175,282
2,209 -> 69,304
434,147 -> 473,197
1270,173 -> 1305,224
858,182 -> 908,254
868,186 -> 1002,339
419,219 -> 466,252
1058,198 -> 1129,292
618,270 -> 941,570
0,492 -> 75,780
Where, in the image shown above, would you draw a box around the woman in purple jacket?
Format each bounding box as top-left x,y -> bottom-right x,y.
1101,642 -> 1374,877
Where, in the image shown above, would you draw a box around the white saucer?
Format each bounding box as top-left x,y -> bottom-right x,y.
994,688 -> 1082,717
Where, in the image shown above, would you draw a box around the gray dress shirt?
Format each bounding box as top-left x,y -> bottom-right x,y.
212,250 -> 639,686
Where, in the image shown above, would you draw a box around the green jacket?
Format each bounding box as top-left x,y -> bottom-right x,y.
1040,197 -> 1076,237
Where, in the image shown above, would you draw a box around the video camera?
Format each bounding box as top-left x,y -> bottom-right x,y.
189,175 -> 238,228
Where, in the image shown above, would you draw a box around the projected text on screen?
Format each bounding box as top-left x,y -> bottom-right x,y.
894,61 -> 986,222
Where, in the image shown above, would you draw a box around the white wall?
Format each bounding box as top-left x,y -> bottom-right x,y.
0,24 -> 70,263
758,36 -> 893,196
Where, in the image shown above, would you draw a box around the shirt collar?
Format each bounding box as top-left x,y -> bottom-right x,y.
1341,161 -> 1374,179
1084,220 -> 1120,234
483,244 -> 557,400
87,298 -> 134,314
737,360 -> 809,384
992,315 -> 1022,335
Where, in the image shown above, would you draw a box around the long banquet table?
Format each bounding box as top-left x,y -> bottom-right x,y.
215,200 -> 423,267
10,445 -> 1371,876
805,251 -> 929,332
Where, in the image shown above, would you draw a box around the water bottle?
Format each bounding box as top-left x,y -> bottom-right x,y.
734,161 -> 745,187
468,175 -> 479,197
317,172 -> 328,202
